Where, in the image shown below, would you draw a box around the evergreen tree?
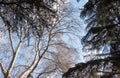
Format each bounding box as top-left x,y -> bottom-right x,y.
63,0 -> 120,78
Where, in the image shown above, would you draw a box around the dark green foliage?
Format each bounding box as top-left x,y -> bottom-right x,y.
63,0 -> 120,78
63,54 -> 120,78
81,0 -> 120,50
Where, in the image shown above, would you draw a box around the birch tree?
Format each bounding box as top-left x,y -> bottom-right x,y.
0,1 -> 81,78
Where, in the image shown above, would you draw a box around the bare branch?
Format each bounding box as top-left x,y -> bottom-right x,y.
0,62 -> 6,76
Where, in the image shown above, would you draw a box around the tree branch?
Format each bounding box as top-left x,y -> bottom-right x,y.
0,62 -> 6,76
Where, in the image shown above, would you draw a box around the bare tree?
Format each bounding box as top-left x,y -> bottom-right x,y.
40,40 -> 78,78
0,2 -> 81,78
33,4 -> 82,78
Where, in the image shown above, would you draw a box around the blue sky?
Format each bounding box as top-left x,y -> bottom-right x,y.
61,0 -> 88,62
70,0 -> 87,8
70,0 -> 87,62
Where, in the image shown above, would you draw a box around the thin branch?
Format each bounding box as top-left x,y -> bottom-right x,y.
37,67 -> 57,78
0,62 -> 6,76
8,30 -> 15,53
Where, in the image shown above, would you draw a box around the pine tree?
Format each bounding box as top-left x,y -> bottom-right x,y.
63,0 -> 120,78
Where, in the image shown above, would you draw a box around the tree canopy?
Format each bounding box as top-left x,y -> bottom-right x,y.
0,0 -> 59,38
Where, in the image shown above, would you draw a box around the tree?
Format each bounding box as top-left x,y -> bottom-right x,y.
0,1 -> 81,78
37,40 -> 77,78
63,0 -> 120,78
0,1 -> 60,77
30,4 -> 81,78
0,0 -> 59,38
